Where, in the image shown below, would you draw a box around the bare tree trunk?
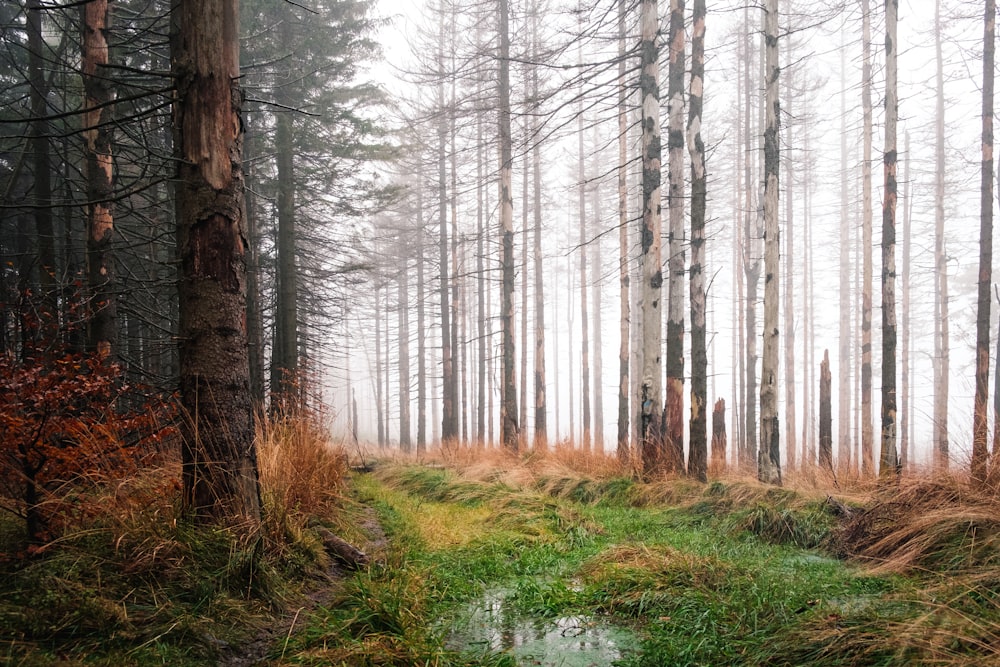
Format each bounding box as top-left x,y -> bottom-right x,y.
932,0 -> 950,471
638,0 -> 664,475
27,0 -> 56,339
782,68 -> 796,473
590,133 -> 605,452
81,0 -> 116,360
712,398 -> 726,473
578,48 -> 591,452
417,184 -> 428,454
900,132 -> 910,471
477,69 -> 487,448
743,2 -> 760,471
758,0 -> 781,486
438,0 -> 456,445
665,0 -> 686,474
521,158 -> 529,447
973,0 -> 994,485
880,0 -> 900,480
173,0 -> 260,523
838,38 -> 852,473
819,350 -> 832,470
532,60 -> 547,450
860,0 -> 875,476
616,0 -> 630,462
687,0 -> 707,483
375,283 -> 385,447
399,258 -> 411,452
498,0 -> 518,452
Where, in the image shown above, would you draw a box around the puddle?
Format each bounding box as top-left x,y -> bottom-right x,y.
447,587 -> 636,666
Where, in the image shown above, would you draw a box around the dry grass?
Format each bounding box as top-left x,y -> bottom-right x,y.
257,408 -> 350,519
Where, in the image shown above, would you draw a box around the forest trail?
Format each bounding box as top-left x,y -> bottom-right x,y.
261,462 -> 998,666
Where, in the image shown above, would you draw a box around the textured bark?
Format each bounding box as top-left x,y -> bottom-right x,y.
743,2 -> 760,471
638,0 -> 664,475
664,0 -> 686,474
973,0 -> 994,485
819,350 -> 833,470
498,0 -> 518,452
880,0 -> 900,480
81,0 -> 116,360
758,0 -> 781,486
860,0 -> 875,476
173,0 -> 260,523
617,0 -> 630,461
687,0 -> 707,483
532,46 -> 547,451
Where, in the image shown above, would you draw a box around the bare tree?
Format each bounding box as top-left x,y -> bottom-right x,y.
973,0 -> 994,485
879,0 -> 899,480
499,0 -> 518,452
860,0 -> 875,476
758,0 -> 781,485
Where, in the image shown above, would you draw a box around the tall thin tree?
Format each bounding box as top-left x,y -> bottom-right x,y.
498,0 -> 518,452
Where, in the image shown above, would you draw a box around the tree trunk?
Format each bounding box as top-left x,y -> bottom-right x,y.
860,0 -> 875,476
417,183 -> 428,453
532,7 -> 547,452
819,350 -> 833,470
271,13 -> 297,406
687,0 -> 707,483
665,0 -> 686,474
782,68 -> 796,473
438,0 -> 456,445
711,398 -> 726,474
375,283 -> 385,447
638,0 -> 664,476
743,2 -> 760,472
758,0 -> 781,486
880,0 -> 900,480
399,258 -> 411,452
900,131 -> 911,471
173,0 -> 260,523
838,38 -> 852,473
81,0 -> 116,360
616,0 -> 630,462
591,129 -> 605,452
498,0 -> 518,452
973,0 -> 994,485
578,55 -> 591,453
27,0 -> 56,340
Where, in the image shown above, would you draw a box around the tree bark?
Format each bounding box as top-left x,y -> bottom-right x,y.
399,257 -> 411,452
532,6 -> 547,452
617,0 -> 630,462
973,0 -> 994,485
880,0 -> 900,480
173,0 -> 261,523
638,0 -> 664,476
665,0 -> 686,474
758,0 -> 781,486
498,0 -> 518,452
711,398 -> 726,473
933,0 -> 950,472
81,0 -> 116,360
838,38 -> 852,473
860,0 -> 875,476
783,68 -> 796,473
687,0 -> 707,483
438,0 -> 456,445
819,350 -> 833,470
900,132 -> 911,471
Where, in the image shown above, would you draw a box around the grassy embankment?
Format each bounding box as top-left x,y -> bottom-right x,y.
3,436 -> 1000,666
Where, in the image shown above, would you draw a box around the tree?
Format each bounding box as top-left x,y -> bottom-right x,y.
758,0 -> 781,485
616,0 -> 630,461
81,0 -> 116,360
933,0 -> 950,470
973,0 -> 994,485
860,0 -> 875,476
687,0 -> 708,483
172,0 -> 261,522
664,0 -> 686,474
819,350 -> 833,470
498,0 -> 518,452
638,0 -> 664,475
879,0 -> 899,480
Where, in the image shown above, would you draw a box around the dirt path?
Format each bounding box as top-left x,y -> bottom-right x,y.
218,506 -> 387,666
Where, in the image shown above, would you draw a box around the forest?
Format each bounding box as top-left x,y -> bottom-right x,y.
2,0 -> 1000,664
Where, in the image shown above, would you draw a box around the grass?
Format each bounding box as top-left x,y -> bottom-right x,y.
4,433 -> 1000,665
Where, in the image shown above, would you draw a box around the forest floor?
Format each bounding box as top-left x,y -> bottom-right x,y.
2,450 -> 999,666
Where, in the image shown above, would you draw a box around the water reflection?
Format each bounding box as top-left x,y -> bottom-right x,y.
448,587 -> 635,666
